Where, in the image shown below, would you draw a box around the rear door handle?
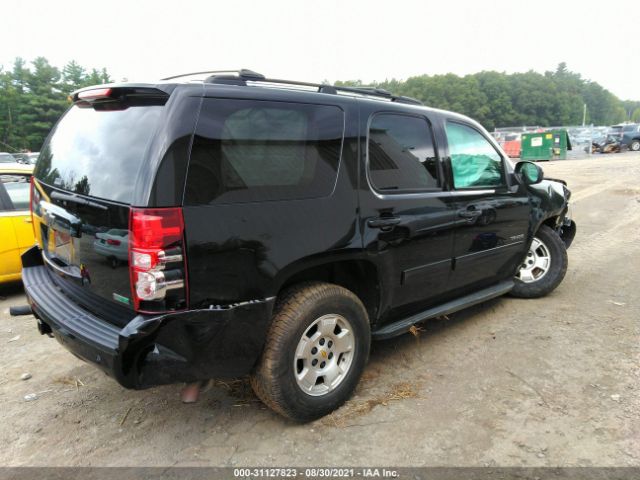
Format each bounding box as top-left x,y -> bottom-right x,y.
367,216 -> 401,229
458,209 -> 482,219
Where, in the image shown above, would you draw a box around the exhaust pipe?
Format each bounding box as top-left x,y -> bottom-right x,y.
10,305 -> 33,316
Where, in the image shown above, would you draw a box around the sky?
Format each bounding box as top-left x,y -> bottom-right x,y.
3,0 -> 639,100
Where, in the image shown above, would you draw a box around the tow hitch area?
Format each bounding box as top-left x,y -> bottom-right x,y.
9,305 -> 33,316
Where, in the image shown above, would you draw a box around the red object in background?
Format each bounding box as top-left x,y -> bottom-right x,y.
502,140 -> 521,158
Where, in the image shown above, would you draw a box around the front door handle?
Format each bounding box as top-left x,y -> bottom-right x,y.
367,216 -> 401,229
458,209 -> 482,219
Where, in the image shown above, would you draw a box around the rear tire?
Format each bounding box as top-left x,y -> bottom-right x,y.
250,282 -> 370,422
510,225 -> 568,298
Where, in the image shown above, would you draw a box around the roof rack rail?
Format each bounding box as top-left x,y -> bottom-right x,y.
161,69 -> 265,81
253,76 -> 423,106
161,69 -> 423,106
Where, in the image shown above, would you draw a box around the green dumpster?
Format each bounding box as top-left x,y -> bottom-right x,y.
521,129 -> 572,161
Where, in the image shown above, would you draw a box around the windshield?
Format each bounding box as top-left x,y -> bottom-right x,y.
34,104 -> 164,204
0,153 -> 16,163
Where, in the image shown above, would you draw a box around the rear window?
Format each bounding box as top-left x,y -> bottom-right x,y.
185,99 -> 344,205
34,104 -> 164,204
0,173 -> 30,210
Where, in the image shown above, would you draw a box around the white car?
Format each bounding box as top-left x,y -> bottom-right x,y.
93,229 -> 129,267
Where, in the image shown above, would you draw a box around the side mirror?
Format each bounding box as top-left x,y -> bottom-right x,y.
515,161 -> 544,185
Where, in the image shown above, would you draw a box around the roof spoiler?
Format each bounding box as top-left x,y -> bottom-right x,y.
71,85 -> 171,108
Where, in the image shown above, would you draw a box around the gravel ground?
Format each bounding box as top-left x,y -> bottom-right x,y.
1,153 -> 638,467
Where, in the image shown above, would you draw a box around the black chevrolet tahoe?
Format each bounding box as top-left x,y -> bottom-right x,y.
18,69 -> 576,421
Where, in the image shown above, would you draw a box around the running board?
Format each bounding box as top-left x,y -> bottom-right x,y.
371,280 -> 514,340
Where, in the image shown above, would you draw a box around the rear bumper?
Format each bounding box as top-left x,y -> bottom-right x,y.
21,247 -> 275,389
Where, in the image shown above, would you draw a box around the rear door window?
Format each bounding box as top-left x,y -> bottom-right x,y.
185,99 -> 344,205
367,113 -> 439,192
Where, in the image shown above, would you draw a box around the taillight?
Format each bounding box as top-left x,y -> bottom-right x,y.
106,238 -> 121,246
129,207 -> 188,313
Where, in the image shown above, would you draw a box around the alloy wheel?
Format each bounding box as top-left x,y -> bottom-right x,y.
294,314 -> 355,396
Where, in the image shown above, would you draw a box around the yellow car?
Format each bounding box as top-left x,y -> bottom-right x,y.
0,163 -> 35,283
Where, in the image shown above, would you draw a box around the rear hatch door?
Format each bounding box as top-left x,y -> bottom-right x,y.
33,87 -> 169,325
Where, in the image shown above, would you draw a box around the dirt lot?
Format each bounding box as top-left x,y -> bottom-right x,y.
1,154 -> 638,467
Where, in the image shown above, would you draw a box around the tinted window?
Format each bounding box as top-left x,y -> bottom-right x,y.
185,99 -> 344,204
34,105 -> 164,203
1,174 -> 30,210
446,122 -> 504,189
367,113 -> 438,192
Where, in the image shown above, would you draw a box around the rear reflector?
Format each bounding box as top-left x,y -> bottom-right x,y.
129,207 -> 188,312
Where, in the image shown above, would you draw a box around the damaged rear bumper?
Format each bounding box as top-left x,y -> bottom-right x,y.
21,248 -> 275,389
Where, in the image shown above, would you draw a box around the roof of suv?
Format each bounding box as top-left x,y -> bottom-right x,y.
73,69 -> 423,106
71,69 -> 485,136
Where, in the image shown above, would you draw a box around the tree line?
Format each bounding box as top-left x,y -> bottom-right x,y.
1,58 -> 638,153
336,63 -> 639,131
0,57 -> 112,152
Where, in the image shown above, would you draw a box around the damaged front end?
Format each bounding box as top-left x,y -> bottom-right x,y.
531,177 -> 576,249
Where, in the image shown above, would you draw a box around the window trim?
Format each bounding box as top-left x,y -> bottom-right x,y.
445,120 -> 507,191
365,111 -> 443,196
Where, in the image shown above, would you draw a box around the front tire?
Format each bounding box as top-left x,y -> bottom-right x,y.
251,282 -> 370,422
511,225 -> 568,298
630,140 -> 640,152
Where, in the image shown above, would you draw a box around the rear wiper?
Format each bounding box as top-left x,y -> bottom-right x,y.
51,191 -> 108,210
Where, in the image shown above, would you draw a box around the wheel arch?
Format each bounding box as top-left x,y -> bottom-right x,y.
541,215 -> 576,249
273,254 -> 381,323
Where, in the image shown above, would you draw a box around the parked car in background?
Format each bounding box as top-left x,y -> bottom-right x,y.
0,152 -> 17,163
608,124 -> 640,151
0,164 -> 34,283
14,153 -> 40,165
93,229 -> 129,268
